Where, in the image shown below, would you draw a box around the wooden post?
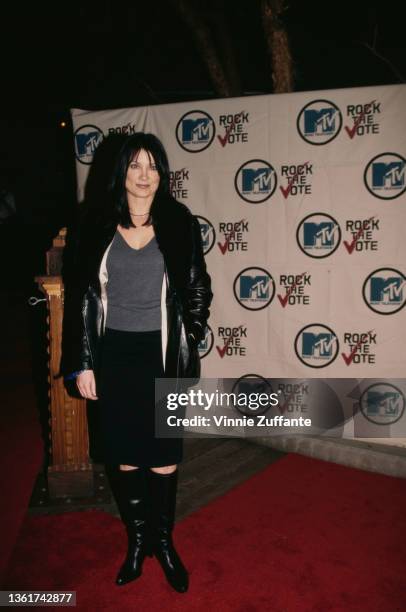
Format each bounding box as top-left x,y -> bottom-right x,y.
35,231 -> 94,498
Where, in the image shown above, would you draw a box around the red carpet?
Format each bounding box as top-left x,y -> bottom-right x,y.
0,290 -> 43,583
3,453 -> 406,611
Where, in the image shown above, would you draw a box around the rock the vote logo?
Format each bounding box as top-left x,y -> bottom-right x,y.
341,331 -> 377,366
277,273 -> 312,308
215,326 -> 248,358
279,162 -> 313,199
295,324 -> 339,368
344,100 -> 381,139
342,217 -> 381,254
107,122 -> 137,136
216,219 -> 249,255
362,268 -> 406,315
176,110 -> 216,152
216,111 -> 250,147
296,213 -> 341,258
74,124 -> 104,164
233,267 -> 275,310
234,160 -> 278,203
170,167 -> 190,201
297,99 -> 342,145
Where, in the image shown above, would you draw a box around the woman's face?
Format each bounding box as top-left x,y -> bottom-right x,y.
125,148 -> 160,201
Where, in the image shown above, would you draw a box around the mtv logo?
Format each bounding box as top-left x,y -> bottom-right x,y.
198,334 -> 208,350
240,275 -> 270,299
238,380 -> 268,395
370,277 -> 404,303
304,108 -> 336,134
200,223 -> 211,248
242,168 -> 273,193
303,221 -> 336,247
372,161 -> 405,188
76,131 -> 103,156
366,391 -> 401,417
182,118 -> 211,143
302,332 -> 335,357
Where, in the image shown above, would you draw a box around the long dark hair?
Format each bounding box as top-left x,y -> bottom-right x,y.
109,132 -> 171,228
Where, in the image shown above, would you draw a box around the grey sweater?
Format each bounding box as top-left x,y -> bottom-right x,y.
105,231 -> 164,331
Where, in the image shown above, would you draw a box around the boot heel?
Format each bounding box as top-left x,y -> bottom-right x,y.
114,468 -> 151,586
147,469 -> 189,593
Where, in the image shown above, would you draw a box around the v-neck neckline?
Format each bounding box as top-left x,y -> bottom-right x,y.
116,228 -> 155,252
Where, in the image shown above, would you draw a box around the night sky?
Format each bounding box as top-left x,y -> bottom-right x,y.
0,0 -> 404,280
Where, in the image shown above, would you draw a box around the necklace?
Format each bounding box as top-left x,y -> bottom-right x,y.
129,210 -> 152,228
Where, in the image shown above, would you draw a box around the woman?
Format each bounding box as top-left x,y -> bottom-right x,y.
62,132 -> 212,593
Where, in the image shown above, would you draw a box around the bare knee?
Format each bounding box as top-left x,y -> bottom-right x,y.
119,464 -> 139,471
150,464 -> 177,475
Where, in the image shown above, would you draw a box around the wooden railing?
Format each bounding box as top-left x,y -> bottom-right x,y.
35,229 -> 93,498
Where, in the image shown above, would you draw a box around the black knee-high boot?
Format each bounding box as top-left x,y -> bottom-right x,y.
147,469 -> 189,593
115,468 -> 153,586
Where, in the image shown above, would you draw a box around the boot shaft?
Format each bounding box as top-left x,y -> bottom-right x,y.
116,467 -> 150,526
147,469 -> 179,533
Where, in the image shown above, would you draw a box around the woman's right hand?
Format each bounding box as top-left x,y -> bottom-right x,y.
76,370 -> 98,400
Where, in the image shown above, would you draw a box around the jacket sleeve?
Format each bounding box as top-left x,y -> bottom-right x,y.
60,215 -> 94,376
61,286 -> 93,376
184,215 -> 213,344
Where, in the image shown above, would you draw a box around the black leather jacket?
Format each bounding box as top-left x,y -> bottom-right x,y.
61,198 -> 212,384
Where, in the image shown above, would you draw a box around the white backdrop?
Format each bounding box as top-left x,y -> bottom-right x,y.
71,85 -> 406,392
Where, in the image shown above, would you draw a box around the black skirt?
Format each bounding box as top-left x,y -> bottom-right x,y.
97,327 -> 183,467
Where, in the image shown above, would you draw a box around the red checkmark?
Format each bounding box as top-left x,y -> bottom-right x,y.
278,380 -> 308,413
217,111 -> 243,147
216,336 -> 234,358
218,230 -> 235,255
278,391 -> 295,414
341,330 -> 373,365
217,219 -> 245,255
344,101 -> 375,139
280,183 -> 293,199
279,161 -> 310,199
277,272 -> 307,307
216,326 -> 242,358
343,216 -> 375,254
